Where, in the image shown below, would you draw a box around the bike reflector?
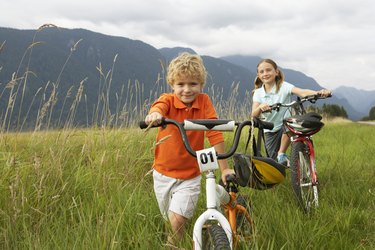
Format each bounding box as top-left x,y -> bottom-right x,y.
233,154 -> 286,190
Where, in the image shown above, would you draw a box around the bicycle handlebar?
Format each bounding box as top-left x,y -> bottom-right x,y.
139,117 -> 273,159
269,94 -> 332,111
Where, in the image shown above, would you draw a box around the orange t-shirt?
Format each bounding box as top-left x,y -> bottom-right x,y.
149,93 -> 224,179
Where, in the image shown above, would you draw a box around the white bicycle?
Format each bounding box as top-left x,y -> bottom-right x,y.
140,117 -> 284,249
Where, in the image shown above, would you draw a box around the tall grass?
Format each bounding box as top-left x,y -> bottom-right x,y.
0,122 -> 374,249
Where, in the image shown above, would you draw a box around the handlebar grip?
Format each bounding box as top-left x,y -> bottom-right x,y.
139,121 -> 163,129
139,121 -> 148,129
261,121 -> 274,130
252,117 -> 274,130
139,118 -> 167,129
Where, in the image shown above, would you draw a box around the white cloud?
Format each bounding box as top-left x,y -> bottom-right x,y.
1,0 -> 375,90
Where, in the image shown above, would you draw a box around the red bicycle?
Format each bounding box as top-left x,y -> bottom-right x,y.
269,94 -> 331,213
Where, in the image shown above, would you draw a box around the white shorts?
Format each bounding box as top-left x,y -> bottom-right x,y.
153,170 -> 201,220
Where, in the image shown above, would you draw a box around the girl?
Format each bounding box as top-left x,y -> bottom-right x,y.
251,59 -> 331,165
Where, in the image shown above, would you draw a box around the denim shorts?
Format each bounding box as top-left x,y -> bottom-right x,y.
264,127 -> 287,160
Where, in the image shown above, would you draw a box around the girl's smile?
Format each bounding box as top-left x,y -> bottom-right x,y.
257,62 -> 279,85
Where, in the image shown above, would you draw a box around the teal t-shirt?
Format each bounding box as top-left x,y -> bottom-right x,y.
253,81 -> 295,132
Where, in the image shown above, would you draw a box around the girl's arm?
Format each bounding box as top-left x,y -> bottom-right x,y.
292,87 -> 332,97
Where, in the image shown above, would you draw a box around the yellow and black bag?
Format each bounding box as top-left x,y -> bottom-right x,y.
233,154 -> 286,189
233,121 -> 286,190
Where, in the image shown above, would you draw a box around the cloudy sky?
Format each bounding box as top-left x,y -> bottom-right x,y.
1,0 -> 375,91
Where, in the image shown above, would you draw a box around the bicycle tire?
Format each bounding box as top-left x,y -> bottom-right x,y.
203,224 -> 231,250
236,195 -> 254,238
290,141 -> 318,213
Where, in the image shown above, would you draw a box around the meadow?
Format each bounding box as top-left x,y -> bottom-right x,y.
1,25 -> 374,249
0,121 -> 374,249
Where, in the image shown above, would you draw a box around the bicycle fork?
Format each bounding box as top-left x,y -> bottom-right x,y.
192,171 -> 233,249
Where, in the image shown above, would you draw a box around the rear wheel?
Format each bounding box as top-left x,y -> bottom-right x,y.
290,142 -> 318,213
203,224 -> 231,250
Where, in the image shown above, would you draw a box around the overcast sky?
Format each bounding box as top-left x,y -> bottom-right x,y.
1,0 -> 375,91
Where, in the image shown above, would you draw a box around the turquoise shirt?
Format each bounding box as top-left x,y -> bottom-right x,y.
253,81 -> 295,132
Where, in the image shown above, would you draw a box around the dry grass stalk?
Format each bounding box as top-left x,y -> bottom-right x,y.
37,24 -> 58,31
6,73 -> 24,89
71,39 -> 83,52
35,83 -> 56,131
154,134 -> 171,147
0,40 -> 5,53
27,41 -> 44,50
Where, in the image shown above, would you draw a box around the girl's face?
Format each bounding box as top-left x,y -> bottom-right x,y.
172,75 -> 202,106
257,62 -> 279,85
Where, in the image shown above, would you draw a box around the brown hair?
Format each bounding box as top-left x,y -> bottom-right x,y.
253,58 -> 285,94
167,52 -> 207,87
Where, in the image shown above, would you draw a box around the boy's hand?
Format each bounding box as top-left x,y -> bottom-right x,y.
145,112 -> 163,126
221,168 -> 235,186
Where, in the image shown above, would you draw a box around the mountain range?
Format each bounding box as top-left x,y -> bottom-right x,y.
0,26 -> 372,128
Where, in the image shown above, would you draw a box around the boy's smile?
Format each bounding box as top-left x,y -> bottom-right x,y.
172,75 -> 202,106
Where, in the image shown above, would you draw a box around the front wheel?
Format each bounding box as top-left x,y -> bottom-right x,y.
203,224 -> 231,250
236,195 -> 254,241
290,141 -> 319,213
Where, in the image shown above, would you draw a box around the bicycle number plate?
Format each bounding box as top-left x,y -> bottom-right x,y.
196,147 -> 219,172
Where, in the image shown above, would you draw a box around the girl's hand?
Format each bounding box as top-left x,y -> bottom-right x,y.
259,103 -> 271,112
317,89 -> 332,97
145,112 -> 163,125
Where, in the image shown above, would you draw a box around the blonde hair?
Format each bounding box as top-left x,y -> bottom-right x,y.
253,58 -> 285,94
167,52 -> 207,87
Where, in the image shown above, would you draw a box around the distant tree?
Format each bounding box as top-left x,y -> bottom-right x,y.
360,106 -> 375,121
369,106 -> 375,120
321,104 -> 348,118
340,106 -> 348,118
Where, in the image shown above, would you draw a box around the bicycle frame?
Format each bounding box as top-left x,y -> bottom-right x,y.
223,189 -> 255,247
140,117 -> 273,249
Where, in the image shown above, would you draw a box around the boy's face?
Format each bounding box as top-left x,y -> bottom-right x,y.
172,75 -> 202,106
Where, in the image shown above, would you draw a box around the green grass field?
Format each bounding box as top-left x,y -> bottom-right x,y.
0,122 -> 374,249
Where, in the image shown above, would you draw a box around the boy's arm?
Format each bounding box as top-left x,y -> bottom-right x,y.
145,94 -> 171,125
213,142 -> 235,185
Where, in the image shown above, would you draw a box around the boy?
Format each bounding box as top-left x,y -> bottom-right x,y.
145,52 -> 234,245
